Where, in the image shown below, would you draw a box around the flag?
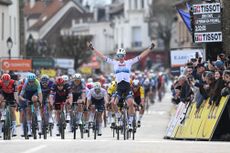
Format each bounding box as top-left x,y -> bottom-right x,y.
176,8 -> 192,32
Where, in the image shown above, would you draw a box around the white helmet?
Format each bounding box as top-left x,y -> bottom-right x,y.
62,75 -> 69,82
116,48 -> 126,55
87,78 -> 93,83
73,73 -> 81,80
94,82 -> 101,90
132,79 -> 140,87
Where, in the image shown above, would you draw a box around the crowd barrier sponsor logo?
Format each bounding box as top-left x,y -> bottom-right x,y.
165,96 -> 229,140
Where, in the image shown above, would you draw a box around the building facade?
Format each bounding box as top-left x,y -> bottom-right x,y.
0,0 -> 20,59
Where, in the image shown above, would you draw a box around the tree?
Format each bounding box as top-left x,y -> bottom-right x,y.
222,0 -> 230,56
57,35 -> 93,69
149,0 -> 178,50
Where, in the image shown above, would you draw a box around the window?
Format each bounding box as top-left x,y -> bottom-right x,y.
9,16 -> 11,37
134,0 -> 138,9
141,0 -> 145,9
129,0 -> 132,10
14,17 -> 16,44
132,26 -> 142,47
2,13 -> 4,40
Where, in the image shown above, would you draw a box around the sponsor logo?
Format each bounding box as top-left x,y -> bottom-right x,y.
193,3 -> 221,14
194,32 -> 222,43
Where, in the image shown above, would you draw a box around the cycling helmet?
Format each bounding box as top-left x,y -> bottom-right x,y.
86,83 -> 94,89
40,74 -> 49,83
144,79 -> 150,85
87,78 -> 93,83
132,79 -> 140,87
56,77 -> 64,85
94,82 -> 101,90
73,73 -> 81,80
62,75 -> 69,82
27,73 -> 36,81
1,74 -> 11,81
116,48 -> 126,55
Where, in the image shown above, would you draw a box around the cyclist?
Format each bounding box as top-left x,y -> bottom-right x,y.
131,79 -> 145,127
70,73 -> 86,131
88,42 -> 155,130
19,73 -> 43,136
0,73 -> 19,137
49,77 -> 72,136
40,75 -> 54,124
87,82 -> 108,136
107,81 -> 117,126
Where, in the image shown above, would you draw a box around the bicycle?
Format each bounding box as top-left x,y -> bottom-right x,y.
2,102 -> 12,140
93,108 -> 99,140
41,103 -> 51,139
58,102 -> 66,139
30,101 -> 38,140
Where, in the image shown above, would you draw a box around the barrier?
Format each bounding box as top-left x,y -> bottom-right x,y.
165,96 -> 229,140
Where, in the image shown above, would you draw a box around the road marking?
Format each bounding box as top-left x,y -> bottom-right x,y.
21,145 -> 46,153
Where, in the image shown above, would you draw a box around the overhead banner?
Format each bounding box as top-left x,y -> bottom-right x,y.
2,59 -> 32,71
55,58 -> 75,69
32,57 -> 55,68
170,48 -> 204,67
193,3 -> 222,43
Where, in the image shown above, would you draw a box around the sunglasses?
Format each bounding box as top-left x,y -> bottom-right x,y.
95,88 -> 100,92
57,85 -> 64,87
117,54 -> 125,59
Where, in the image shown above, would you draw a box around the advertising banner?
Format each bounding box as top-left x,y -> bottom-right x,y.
2,59 -> 32,71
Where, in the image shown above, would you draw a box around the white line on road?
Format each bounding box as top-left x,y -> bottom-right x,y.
20,145 -> 46,153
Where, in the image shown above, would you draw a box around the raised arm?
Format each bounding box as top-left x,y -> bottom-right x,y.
87,42 -> 106,61
139,43 -> 155,60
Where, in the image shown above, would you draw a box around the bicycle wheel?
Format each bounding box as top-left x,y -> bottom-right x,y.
93,121 -> 97,140
80,124 -> 84,139
132,117 -> 136,140
3,108 -> 11,140
72,114 -> 76,139
32,113 -> 37,139
60,112 -> 65,139
122,113 -> 127,140
103,110 -> 107,128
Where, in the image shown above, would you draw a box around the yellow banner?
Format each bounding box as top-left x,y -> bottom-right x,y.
79,67 -> 92,74
171,96 -> 229,140
41,69 -> 57,77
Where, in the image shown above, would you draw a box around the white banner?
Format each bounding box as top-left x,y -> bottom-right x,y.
55,58 -> 75,69
170,49 -> 204,67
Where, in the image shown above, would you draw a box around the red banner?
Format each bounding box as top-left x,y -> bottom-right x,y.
2,59 -> 32,71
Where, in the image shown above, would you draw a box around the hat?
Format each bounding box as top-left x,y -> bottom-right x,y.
196,63 -> 205,68
215,60 -> 224,69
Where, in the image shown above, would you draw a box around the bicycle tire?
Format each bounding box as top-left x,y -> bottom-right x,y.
32,113 -> 37,139
123,113 -> 127,140
93,122 -> 97,140
80,124 -> 84,139
60,112 -> 65,139
116,127 -> 119,140
3,108 -> 11,140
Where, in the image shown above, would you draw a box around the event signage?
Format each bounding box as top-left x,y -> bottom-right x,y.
193,3 -> 222,43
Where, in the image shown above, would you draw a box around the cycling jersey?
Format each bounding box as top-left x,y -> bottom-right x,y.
105,56 -> 140,83
0,79 -> 17,102
132,86 -> 145,99
87,88 -> 107,101
87,88 -> 107,112
107,83 -> 116,96
41,81 -> 53,103
70,81 -> 86,102
50,83 -> 72,103
20,79 -> 42,97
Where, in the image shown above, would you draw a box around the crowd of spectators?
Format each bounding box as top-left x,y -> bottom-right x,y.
171,53 -> 230,110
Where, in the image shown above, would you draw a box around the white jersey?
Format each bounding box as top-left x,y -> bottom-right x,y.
105,56 -> 140,83
87,88 -> 107,101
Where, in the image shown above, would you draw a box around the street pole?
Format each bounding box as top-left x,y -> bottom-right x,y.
8,49 -> 11,59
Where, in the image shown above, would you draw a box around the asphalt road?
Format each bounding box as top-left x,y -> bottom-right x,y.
1,92 -> 230,153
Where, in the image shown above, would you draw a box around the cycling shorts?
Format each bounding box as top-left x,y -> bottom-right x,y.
116,81 -> 133,100
91,97 -> 105,112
